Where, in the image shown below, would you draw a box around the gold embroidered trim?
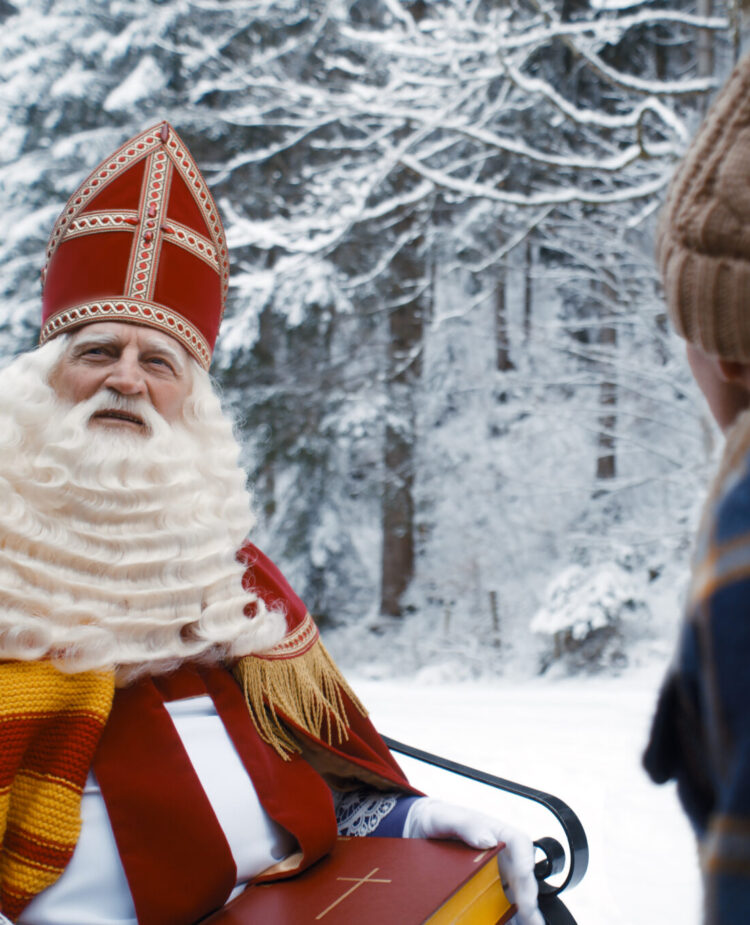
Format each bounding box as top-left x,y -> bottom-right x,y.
256,611 -> 319,661
59,211 -> 140,242
233,629 -> 368,760
39,300 -> 212,370
54,211 -> 219,277
126,148 -> 172,302
44,128 -> 165,271
162,220 -> 220,273
163,130 -> 230,319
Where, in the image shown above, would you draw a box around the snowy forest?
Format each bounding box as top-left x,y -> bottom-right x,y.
0,0 -> 743,678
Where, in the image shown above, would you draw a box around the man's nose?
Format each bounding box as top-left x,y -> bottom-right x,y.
104,354 -> 146,396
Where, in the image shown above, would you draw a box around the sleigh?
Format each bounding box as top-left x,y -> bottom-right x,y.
206,736 -> 588,925
383,736 -> 588,925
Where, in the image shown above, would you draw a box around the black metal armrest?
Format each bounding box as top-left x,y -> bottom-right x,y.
382,736 -> 589,900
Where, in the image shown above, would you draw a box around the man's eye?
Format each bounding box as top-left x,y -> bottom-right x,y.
147,357 -> 174,371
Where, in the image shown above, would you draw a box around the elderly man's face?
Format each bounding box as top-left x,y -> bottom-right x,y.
49,322 -> 192,432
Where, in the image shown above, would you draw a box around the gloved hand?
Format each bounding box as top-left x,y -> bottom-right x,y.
403,797 -> 544,925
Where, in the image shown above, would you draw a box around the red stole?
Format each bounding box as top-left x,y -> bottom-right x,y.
92,664 -> 339,925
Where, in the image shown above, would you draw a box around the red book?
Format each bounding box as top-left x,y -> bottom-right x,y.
202,837 -> 516,924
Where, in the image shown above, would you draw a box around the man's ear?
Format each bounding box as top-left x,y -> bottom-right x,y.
717,359 -> 750,386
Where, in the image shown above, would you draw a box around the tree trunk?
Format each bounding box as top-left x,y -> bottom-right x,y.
523,238 -> 533,344
380,232 -> 425,618
697,0 -> 714,94
596,354 -> 617,480
495,268 -> 515,372
596,276 -> 617,481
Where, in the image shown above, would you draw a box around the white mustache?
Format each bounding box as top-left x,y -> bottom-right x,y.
81,392 -> 165,436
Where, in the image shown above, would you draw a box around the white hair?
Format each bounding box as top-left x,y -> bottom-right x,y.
0,335 -> 285,680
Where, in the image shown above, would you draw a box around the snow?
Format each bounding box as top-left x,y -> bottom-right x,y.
352,665 -> 701,924
103,56 -> 168,112
50,61 -> 98,99
531,563 -> 637,637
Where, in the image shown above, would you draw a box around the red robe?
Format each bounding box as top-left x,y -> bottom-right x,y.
90,544 -> 414,925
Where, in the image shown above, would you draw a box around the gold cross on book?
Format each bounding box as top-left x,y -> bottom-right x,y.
316,867 -> 392,919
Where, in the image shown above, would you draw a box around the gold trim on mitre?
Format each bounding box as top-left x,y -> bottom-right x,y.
39,300 -> 212,370
232,613 -> 368,760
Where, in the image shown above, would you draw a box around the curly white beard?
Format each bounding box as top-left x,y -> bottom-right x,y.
0,337 -> 286,681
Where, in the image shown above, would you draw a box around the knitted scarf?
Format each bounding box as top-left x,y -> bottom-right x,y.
0,661 -> 114,919
0,626 -> 365,918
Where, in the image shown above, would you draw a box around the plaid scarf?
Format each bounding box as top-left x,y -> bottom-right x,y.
645,411 -> 750,923
0,661 -> 114,919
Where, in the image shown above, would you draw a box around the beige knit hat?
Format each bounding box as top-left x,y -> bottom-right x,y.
657,51 -> 750,361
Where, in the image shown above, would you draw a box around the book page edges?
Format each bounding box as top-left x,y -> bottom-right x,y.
427,852 -> 513,925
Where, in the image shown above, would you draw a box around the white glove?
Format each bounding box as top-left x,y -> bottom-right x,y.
403,797 -> 544,925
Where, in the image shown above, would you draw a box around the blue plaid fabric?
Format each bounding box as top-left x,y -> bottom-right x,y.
645,450 -> 750,923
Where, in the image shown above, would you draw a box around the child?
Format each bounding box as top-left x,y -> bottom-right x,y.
644,50 -> 750,924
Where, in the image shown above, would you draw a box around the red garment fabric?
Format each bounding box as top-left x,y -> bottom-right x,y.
92,676 -> 236,925
237,542 -> 308,626
90,547 -> 414,925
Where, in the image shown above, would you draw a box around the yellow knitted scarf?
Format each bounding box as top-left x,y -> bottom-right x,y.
0,661 -> 114,918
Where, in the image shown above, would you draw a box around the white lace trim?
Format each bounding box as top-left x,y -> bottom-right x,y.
333,789 -> 399,837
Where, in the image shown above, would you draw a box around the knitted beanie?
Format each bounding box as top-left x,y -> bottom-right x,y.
657,52 -> 750,361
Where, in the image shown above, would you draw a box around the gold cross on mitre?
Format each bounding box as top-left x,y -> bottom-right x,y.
315,867 -> 392,920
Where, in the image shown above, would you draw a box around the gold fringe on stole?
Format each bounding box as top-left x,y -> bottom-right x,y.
232,614 -> 367,760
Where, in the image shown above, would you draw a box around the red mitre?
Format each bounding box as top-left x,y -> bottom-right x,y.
39,122 -> 228,369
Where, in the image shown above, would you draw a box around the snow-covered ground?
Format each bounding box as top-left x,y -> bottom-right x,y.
352,666 -> 701,925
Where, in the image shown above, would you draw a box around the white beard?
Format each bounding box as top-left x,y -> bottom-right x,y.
0,338 -> 286,681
